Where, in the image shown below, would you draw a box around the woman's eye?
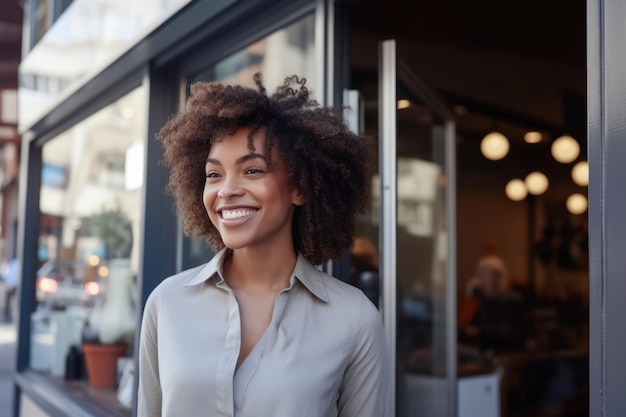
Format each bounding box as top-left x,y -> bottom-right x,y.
206,172 -> 220,178
245,167 -> 265,175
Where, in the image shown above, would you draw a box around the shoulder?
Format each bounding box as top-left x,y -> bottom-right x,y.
317,270 -> 383,331
316,274 -> 388,377
295,254 -> 373,310
322,270 -> 363,298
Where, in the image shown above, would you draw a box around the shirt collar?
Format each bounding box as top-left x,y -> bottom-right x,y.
291,253 -> 329,303
183,249 -> 329,303
183,248 -> 229,287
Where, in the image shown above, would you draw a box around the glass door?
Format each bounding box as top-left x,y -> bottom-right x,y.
379,39 -> 457,417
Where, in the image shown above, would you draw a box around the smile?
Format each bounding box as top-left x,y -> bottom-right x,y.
221,209 -> 258,220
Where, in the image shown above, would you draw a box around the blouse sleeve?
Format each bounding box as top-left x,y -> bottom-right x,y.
138,291 -> 162,417
337,296 -> 391,417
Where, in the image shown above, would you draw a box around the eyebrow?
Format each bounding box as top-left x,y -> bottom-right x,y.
205,153 -> 266,166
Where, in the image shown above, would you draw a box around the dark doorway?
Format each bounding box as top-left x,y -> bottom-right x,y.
345,1 -> 588,416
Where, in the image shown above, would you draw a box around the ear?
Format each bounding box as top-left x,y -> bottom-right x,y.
291,187 -> 305,206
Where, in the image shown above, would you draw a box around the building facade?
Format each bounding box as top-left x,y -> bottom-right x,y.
10,0 -> 625,416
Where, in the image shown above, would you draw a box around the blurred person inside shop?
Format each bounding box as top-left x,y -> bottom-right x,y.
460,250 -> 526,354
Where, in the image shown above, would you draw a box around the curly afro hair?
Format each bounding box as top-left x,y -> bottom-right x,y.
157,73 -> 370,265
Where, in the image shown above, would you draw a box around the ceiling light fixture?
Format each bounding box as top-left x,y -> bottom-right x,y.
525,171 -> 549,195
571,161 -> 589,187
566,193 -> 588,215
481,131 -> 510,160
505,179 -> 527,201
397,99 -> 410,110
524,131 -> 542,144
551,135 -> 580,163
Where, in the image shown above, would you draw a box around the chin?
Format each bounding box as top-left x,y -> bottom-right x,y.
220,237 -> 254,251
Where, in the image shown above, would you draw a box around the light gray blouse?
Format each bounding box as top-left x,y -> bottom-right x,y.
138,249 -> 390,417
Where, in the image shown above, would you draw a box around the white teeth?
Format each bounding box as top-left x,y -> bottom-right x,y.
221,209 -> 257,220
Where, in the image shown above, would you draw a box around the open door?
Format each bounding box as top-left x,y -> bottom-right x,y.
378,39 -> 457,417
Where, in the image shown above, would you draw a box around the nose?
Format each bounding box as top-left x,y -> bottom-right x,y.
217,175 -> 244,199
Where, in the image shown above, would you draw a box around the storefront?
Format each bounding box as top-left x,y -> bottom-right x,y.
11,0 -> 626,416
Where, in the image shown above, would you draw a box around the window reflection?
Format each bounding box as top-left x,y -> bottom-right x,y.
19,0 -> 212,129
35,0 -> 52,43
193,14 -> 316,92
31,85 -> 146,401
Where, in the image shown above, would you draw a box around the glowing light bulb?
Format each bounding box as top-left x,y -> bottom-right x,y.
88,255 -> 100,266
551,135 -> 580,163
481,132 -> 510,160
397,99 -> 410,109
566,193 -> 588,215
524,131 -> 542,143
505,179 -> 527,201
525,171 -> 549,195
571,161 -> 589,186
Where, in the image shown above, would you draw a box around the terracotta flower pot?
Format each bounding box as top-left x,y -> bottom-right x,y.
82,343 -> 127,389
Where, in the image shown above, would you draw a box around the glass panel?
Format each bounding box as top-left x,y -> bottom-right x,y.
180,14 -> 316,270
394,62 -> 452,417
34,0 -> 53,43
352,39 -> 454,416
192,14 -> 316,92
31,85 -> 147,401
19,0 -> 235,130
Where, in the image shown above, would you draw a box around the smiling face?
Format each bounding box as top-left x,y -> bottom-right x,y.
203,127 -> 303,252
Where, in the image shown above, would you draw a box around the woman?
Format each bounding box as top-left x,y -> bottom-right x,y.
138,74 -> 389,417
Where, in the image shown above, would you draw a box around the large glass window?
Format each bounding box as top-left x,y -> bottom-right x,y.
30,84 -> 147,405
193,13 -> 316,91
19,0 -> 228,130
180,14 -> 316,270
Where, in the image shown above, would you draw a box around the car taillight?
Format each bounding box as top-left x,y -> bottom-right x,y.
38,277 -> 58,293
85,281 -> 100,296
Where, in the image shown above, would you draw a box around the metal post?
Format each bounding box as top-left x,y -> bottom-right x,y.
379,39 -> 397,416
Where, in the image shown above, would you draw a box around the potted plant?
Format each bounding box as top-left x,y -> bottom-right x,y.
82,205 -> 136,389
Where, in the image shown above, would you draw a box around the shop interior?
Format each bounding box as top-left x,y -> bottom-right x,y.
346,0 -> 587,416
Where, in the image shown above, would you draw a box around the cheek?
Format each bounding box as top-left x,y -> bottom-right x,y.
202,185 -> 215,215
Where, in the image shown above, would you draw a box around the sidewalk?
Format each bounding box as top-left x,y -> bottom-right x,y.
0,321 -> 16,417
0,280 -> 17,417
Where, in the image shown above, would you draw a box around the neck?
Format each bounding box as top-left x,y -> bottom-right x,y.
224,244 -> 298,292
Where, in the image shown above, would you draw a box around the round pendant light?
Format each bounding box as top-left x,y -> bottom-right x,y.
481,131 -> 510,160
571,161 -> 589,186
524,131 -> 543,144
505,179 -> 527,201
551,135 -> 580,163
566,193 -> 588,215
524,171 -> 549,195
